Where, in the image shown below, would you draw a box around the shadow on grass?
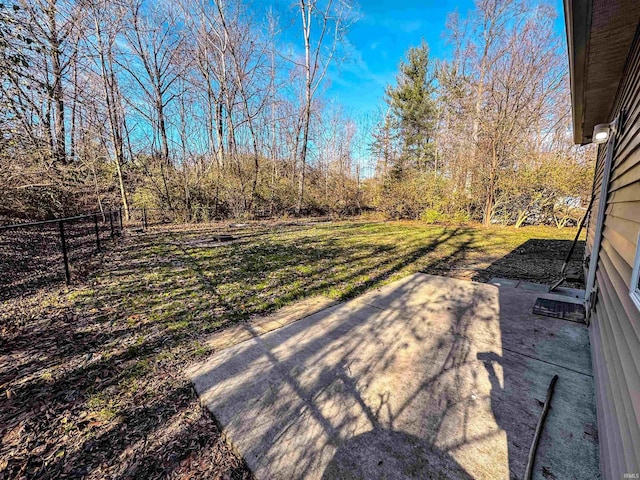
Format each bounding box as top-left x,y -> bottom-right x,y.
472,238 -> 585,284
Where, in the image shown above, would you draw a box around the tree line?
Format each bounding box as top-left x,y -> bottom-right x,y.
0,0 -> 593,226
371,0 -> 594,227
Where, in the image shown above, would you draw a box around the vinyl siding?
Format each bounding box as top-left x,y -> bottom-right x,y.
586,144 -> 607,258
585,24 -> 640,480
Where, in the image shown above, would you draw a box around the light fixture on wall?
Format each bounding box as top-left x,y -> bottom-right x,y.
592,123 -> 611,144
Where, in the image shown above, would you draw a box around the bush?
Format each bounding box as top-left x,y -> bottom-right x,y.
453,210 -> 471,224
420,208 -> 444,224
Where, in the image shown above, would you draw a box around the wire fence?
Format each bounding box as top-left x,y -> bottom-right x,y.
124,205 -> 286,228
1,205 -> 322,301
126,206 -> 235,227
0,210 -> 124,300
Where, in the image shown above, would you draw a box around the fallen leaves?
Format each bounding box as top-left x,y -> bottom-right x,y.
0,231 -> 254,480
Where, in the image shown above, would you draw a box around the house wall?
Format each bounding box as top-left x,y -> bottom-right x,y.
585,24 -> 640,479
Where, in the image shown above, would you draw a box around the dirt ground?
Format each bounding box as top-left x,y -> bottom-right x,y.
0,220 -> 584,479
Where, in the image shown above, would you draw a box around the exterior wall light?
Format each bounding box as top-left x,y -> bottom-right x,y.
593,123 -> 611,144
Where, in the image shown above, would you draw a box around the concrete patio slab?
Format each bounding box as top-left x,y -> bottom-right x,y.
490,277 -> 569,297
516,281 -> 551,293
204,295 -> 338,351
188,274 -> 599,480
489,277 -> 520,288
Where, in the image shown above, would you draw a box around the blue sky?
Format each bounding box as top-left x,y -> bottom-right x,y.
320,0 -> 567,120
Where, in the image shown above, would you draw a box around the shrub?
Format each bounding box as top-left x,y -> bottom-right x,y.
453,210 -> 471,224
421,208 -> 444,224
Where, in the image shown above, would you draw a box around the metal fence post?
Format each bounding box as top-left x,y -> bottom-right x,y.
93,214 -> 101,252
109,211 -> 114,238
59,220 -> 70,285
143,207 -> 148,231
119,207 -> 123,231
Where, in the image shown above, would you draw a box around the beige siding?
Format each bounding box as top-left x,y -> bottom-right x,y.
585,24 -> 640,480
586,144 -> 607,257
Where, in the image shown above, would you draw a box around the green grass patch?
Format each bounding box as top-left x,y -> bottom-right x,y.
85,392 -> 119,422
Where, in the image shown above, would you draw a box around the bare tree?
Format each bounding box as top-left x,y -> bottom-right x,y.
0,0 -> 591,227
18,0 -> 82,164
294,0 -> 352,214
87,0 -> 129,217
117,0 -> 184,208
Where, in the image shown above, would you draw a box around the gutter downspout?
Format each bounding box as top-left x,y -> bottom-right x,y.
584,115 -> 621,322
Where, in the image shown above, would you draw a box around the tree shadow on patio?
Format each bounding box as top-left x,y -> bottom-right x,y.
322,429 -> 473,479
190,274 -> 499,479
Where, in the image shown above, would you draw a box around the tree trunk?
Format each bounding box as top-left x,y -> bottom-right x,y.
47,1 -> 66,164
296,0 -> 313,215
297,109 -> 310,214
483,144 -> 498,227
95,16 -> 129,220
156,91 -> 170,166
515,210 -> 528,228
